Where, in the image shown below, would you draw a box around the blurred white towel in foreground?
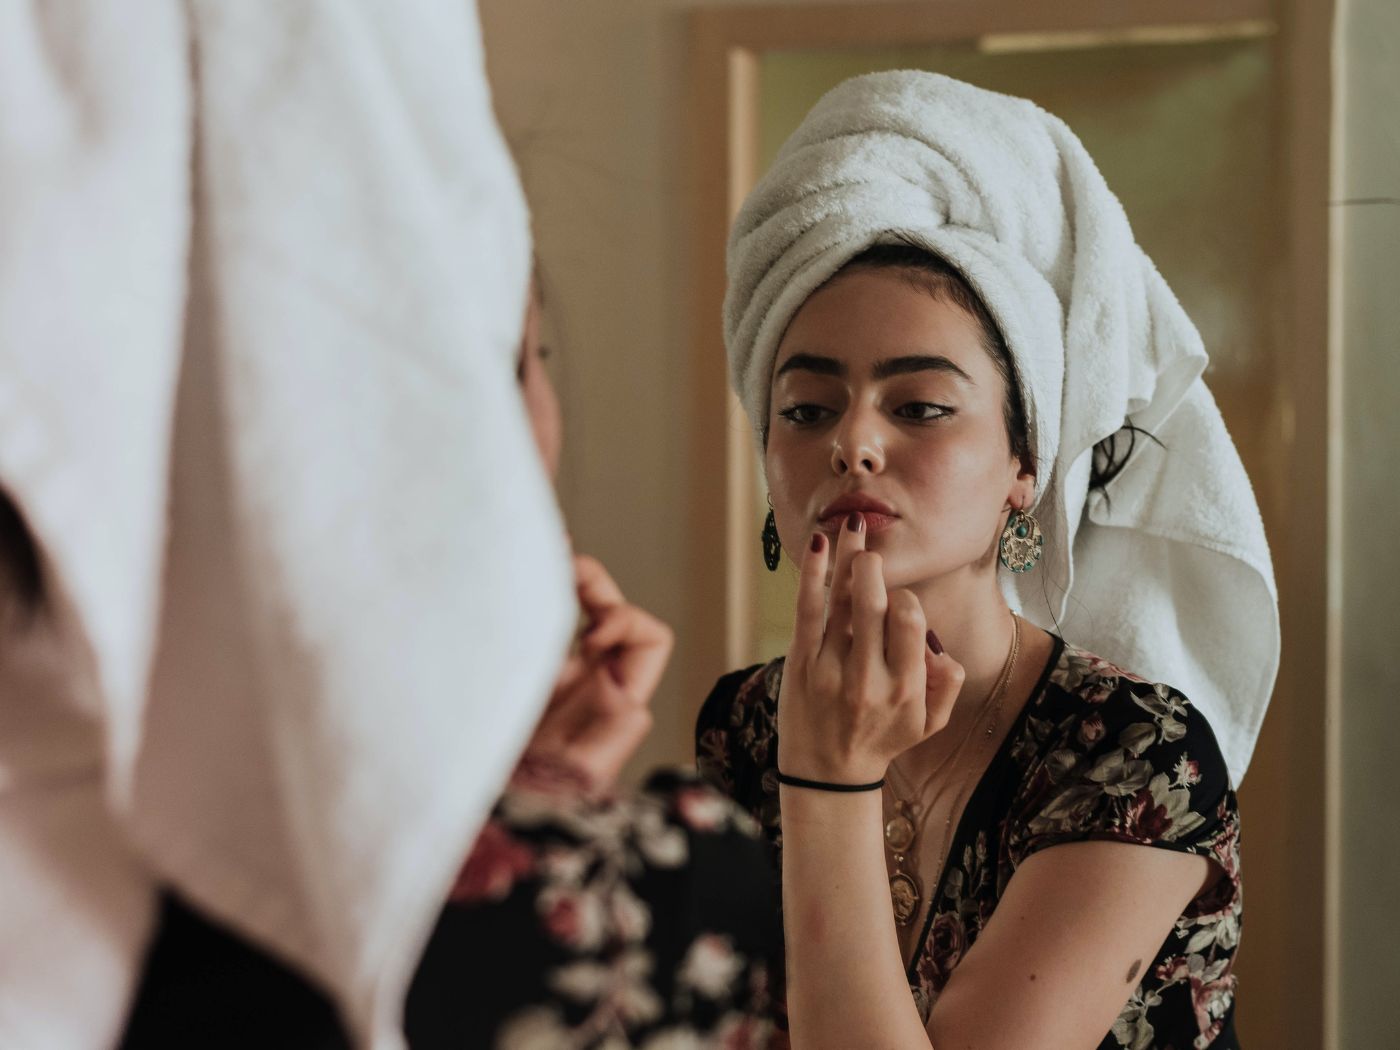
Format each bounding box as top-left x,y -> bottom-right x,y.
0,3 -> 572,1047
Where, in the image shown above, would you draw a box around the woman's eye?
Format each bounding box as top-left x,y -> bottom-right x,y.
894,402 -> 950,422
777,403 -> 833,426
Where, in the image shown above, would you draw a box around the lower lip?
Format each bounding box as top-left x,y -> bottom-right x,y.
819,512 -> 899,535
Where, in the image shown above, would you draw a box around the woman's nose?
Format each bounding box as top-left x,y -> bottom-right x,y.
830,409 -> 886,476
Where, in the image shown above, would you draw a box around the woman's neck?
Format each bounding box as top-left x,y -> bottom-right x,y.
888,564 -> 1034,784
911,565 -> 1018,710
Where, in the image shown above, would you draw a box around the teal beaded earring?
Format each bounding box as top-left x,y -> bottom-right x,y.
999,508 -> 1043,574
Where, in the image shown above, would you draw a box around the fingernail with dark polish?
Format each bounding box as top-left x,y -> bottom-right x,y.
810,533 -> 826,553
845,512 -> 864,533
926,629 -> 944,655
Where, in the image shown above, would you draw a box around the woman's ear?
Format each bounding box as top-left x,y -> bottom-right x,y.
1009,455 -> 1036,510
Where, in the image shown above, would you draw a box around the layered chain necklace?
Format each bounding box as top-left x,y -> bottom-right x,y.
883,614 -> 1022,928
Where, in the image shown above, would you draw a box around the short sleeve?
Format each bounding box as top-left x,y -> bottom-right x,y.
695,664 -> 770,800
1007,676 -> 1239,880
1001,656 -> 1244,1044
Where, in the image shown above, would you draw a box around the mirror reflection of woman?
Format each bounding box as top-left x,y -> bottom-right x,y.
698,72 -> 1276,1050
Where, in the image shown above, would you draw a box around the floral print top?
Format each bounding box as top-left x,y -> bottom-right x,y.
406,764 -> 786,1050
696,638 -> 1244,1050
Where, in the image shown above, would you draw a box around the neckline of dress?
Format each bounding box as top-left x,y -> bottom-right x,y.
901,632 -> 1068,985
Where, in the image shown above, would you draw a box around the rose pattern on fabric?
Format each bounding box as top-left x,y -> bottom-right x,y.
697,641 -> 1243,1050
433,769 -> 783,1049
450,821 -> 537,904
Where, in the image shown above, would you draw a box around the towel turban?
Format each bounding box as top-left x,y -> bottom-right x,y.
724,71 -> 1278,785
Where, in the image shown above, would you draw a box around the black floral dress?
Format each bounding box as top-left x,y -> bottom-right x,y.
406,763 -> 786,1050
696,637 -> 1243,1050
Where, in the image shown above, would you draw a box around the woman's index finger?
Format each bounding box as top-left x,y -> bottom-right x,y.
822,512 -> 867,649
791,530 -> 829,658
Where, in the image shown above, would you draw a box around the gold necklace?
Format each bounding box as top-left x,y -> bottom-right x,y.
884,614 -> 1021,928
884,698 -> 992,924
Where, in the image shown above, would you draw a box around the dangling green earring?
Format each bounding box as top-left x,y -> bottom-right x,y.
999,508 -> 1043,574
761,508 -> 781,571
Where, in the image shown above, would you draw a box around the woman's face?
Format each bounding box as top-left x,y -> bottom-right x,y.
764,268 -> 1034,590
518,287 -> 562,480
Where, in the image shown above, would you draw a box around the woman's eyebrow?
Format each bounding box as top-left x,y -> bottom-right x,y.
774,352 -> 845,378
774,352 -> 974,384
871,354 -> 974,384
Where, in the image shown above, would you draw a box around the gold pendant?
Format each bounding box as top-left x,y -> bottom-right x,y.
884,810 -> 916,852
890,871 -> 920,926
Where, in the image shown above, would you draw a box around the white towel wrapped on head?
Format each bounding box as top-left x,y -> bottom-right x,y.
725,70 -> 1277,786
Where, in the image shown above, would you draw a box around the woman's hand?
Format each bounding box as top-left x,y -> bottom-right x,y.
775,514 -> 965,1048
777,514 -> 965,784
521,554 -> 673,794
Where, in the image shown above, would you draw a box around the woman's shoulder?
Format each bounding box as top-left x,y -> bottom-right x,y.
457,769 -> 768,907
1036,643 -> 1222,752
699,658 -> 785,716
695,657 -> 786,801
1008,640 -> 1237,854
433,769 -> 784,1048
695,657 -> 785,745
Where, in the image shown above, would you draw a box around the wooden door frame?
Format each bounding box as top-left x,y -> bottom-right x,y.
683,1 -> 1335,1046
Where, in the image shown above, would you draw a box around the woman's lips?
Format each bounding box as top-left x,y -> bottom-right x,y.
816,494 -> 899,536
817,511 -> 899,535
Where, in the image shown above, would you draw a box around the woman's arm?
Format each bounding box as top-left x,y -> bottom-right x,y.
783,802 -> 1210,1049
927,842 -> 1212,1049
776,521 -> 1215,1049
780,786 -> 930,1047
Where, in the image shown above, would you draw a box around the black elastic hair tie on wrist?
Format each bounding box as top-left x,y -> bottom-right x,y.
775,771 -> 885,793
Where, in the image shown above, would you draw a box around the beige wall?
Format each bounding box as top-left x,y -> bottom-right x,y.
1334,0 -> 1400,1043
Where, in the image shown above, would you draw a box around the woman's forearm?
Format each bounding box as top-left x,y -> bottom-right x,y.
780,786 -> 932,1049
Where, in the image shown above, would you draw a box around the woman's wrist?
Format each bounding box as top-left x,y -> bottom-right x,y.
775,745 -> 889,789
776,770 -> 885,793
779,779 -> 884,830
510,751 -> 599,798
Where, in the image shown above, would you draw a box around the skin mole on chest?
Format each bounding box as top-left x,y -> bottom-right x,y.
1125,959 -> 1142,984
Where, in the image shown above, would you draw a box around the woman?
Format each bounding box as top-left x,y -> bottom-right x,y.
698,72 -> 1277,1049
119,281 -> 783,1049
401,282 -> 784,1050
